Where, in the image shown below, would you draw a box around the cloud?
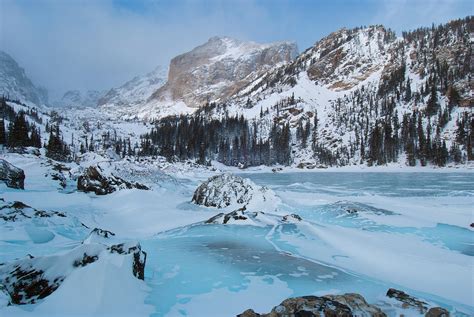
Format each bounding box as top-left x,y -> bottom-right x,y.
0,0 -> 471,100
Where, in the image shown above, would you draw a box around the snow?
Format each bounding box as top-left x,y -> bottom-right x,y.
1,150 -> 473,316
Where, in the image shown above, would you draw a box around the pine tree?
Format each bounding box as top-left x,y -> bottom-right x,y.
426,83 -> 440,116
0,119 -> 5,145
7,112 -> 30,148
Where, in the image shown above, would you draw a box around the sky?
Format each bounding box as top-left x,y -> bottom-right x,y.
0,0 -> 472,99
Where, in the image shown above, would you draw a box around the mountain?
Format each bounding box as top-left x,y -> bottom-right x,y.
141,17 -> 473,168
55,90 -> 105,108
0,51 -> 48,105
98,66 -> 167,117
101,37 -> 298,120
150,36 -> 298,106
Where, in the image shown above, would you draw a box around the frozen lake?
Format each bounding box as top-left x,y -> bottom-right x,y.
2,168 -> 473,316
142,172 -> 474,316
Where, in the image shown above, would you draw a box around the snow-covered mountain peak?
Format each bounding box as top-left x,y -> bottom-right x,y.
0,51 -> 48,105
140,36 -> 298,119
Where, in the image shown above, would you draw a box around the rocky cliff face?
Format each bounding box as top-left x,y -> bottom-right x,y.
146,37 -> 297,111
0,51 -> 48,105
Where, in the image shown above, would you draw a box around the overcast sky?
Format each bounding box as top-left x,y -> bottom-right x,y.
0,0 -> 472,99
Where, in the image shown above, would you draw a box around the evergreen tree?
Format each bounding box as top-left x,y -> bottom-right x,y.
7,112 -> 30,148
0,119 -> 5,145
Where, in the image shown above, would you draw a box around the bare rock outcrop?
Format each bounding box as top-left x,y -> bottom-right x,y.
0,159 -> 25,189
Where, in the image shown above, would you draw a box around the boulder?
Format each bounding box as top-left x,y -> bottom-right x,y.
0,159 -> 25,189
386,288 -> 428,314
192,173 -> 278,210
0,233 -> 147,305
237,294 -> 386,317
425,307 -> 450,317
77,165 -> 149,195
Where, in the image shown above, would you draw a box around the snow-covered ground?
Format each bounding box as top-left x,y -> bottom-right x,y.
1,152 -> 473,316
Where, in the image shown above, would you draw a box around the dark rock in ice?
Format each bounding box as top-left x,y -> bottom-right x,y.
237,293 -> 386,317
386,288 -> 428,314
282,214 -> 302,222
425,307 -> 450,317
77,165 -> 149,195
0,200 -> 66,222
0,159 -> 25,189
108,242 -> 147,280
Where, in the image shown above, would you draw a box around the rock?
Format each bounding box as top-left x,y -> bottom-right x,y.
425,307 -> 450,317
237,294 -> 386,317
386,288 -> 428,314
237,309 -> 261,317
192,173 -> 278,210
282,214 -> 302,222
150,37 -> 297,109
0,200 -> 67,222
108,242 -> 147,280
82,228 -> 116,244
205,208 -> 257,224
0,159 -> 25,189
77,165 -> 149,195
0,235 -> 147,305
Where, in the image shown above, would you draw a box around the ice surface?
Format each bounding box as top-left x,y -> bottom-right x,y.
1,155 -> 473,316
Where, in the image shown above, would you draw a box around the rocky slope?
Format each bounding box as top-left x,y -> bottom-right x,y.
143,17 -> 472,168
54,89 -> 105,108
98,66 -> 167,117
0,51 -> 48,105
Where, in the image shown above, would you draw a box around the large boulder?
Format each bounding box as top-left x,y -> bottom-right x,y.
77,165 -> 149,195
0,159 -> 25,189
192,173 -> 279,211
237,294 -> 386,317
0,231 -> 146,305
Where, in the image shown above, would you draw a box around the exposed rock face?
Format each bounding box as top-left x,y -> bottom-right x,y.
238,294 -> 386,317
192,173 -> 278,210
0,51 -> 48,105
0,231 -> 147,305
150,36 -> 297,107
77,165 -> 149,195
0,159 -> 25,189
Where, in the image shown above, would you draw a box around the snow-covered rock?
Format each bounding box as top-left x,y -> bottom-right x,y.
192,173 -> 279,211
0,159 -> 25,189
0,51 -> 48,105
238,293 -> 387,317
77,165 -> 149,195
0,232 -> 146,305
82,228 -> 116,244
205,209 -> 303,227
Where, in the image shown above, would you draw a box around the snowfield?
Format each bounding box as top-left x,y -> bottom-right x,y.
0,152 -> 473,316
